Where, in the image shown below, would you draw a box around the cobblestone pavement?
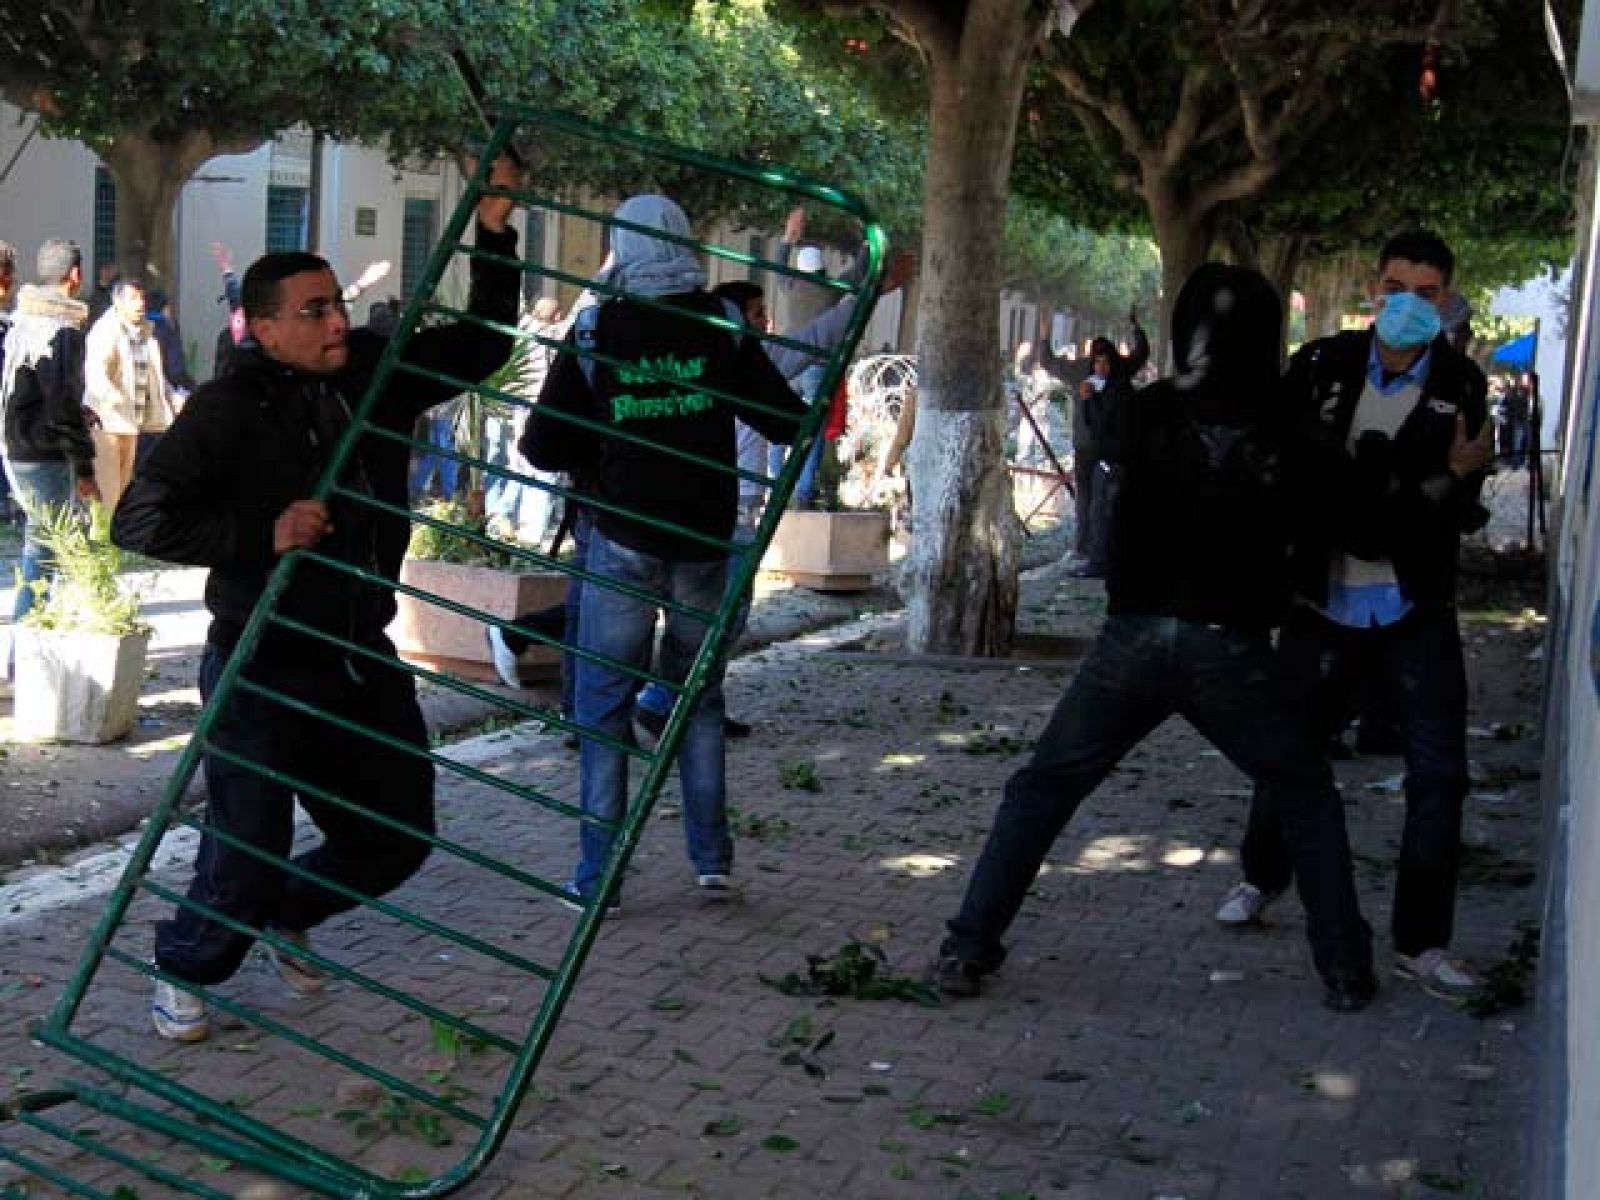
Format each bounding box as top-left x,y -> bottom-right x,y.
0,557 -> 1543,1199
0,561 -> 894,869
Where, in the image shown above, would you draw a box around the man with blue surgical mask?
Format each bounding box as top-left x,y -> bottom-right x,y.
1214,230 -> 1495,1005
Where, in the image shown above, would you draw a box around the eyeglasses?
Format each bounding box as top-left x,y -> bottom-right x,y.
282,297 -> 349,322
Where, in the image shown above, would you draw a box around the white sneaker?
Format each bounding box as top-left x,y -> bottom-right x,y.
696,873 -> 739,899
556,886 -> 620,919
264,926 -> 329,996
485,625 -> 523,689
151,980 -> 210,1042
1394,948 -> 1482,1001
1214,881 -> 1280,926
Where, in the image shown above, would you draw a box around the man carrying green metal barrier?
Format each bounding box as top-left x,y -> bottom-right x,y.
110,157 -> 525,1043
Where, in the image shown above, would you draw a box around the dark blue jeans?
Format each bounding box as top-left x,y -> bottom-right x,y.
4,458 -> 76,623
562,508 -> 593,720
943,615 -> 1371,985
1241,605 -> 1469,956
571,531 -> 730,899
636,513 -> 757,718
156,643 -> 436,985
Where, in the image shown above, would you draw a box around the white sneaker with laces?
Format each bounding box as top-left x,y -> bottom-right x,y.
264,926 -> 329,996
1214,881 -> 1279,926
485,625 -> 523,689
1394,947 -> 1481,1000
151,979 -> 210,1042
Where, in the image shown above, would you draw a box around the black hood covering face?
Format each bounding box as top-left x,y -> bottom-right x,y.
1169,263 -> 1284,424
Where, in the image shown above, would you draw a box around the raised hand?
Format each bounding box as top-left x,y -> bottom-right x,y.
1448,412 -> 1496,478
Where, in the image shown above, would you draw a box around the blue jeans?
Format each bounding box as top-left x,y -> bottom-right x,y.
793,438 -> 825,508
409,416 -> 459,500
943,615 -> 1371,985
4,458 -> 76,623
636,516 -> 757,718
771,363 -> 827,508
572,531 -> 731,899
769,437 -> 825,509
561,508 -> 593,720
1241,605 -> 1469,956
482,414 -> 518,517
484,415 -> 558,541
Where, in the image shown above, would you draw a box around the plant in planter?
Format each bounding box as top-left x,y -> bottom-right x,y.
762,357 -> 907,593
11,504 -> 152,743
387,500 -> 568,684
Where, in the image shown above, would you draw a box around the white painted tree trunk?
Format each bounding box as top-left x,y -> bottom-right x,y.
903,4 -> 1048,656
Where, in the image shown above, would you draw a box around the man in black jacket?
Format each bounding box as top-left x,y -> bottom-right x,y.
1,238 -> 100,649
931,264 -> 1375,1013
1063,317 -> 1148,577
521,193 -> 806,914
112,161 -> 522,1041
1214,231 -> 1494,1003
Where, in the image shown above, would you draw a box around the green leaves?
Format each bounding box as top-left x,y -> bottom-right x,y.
778,759 -> 823,791
21,504 -> 146,636
761,939 -> 940,1005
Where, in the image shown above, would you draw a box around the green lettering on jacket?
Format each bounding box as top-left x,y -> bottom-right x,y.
612,392 -> 716,422
609,355 -> 712,423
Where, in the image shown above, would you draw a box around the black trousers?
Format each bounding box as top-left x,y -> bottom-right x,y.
156,642 -> 435,985
1241,606 -> 1470,956
943,616 -> 1372,988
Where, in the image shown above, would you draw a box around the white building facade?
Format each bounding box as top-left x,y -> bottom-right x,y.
1531,4 -> 1600,1195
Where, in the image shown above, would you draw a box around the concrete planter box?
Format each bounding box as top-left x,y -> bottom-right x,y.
389,559 -> 567,684
763,510 -> 890,592
12,625 -> 151,744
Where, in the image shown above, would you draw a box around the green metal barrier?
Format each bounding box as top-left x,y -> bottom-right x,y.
1,105 -> 886,1198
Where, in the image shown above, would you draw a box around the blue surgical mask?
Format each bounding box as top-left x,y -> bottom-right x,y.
1375,290 -> 1442,350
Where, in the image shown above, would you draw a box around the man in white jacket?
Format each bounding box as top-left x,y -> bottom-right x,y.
85,278 -> 177,507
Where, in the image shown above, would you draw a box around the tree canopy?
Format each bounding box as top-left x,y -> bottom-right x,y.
0,0 -> 927,282
1009,0 -> 1573,317
0,0 -> 516,281
1004,199 -> 1159,321
1241,0 -> 1575,299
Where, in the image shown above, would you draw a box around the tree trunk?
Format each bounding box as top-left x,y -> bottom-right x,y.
101,128 -> 229,289
1259,234 -> 1304,304
1303,247 -> 1364,339
1145,182 -> 1213,366
904,6 -> 1047,656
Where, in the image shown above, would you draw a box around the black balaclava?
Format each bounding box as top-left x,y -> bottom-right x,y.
1169,262 -> 1283,426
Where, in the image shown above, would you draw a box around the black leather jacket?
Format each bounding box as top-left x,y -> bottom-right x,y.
112,222 -> 518,670
1282,329 -> 1489,612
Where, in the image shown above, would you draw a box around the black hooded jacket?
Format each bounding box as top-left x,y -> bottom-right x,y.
522,290 -> 805,560
1103,264 -> 1317,633
111,222 -> 519,671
